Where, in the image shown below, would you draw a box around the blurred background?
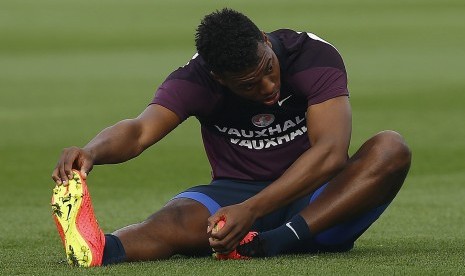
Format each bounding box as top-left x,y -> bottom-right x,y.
1,0 -> 464,274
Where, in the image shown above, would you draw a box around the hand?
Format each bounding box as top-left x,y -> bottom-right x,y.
207,203 -> 258,253
51,146 -> 94,186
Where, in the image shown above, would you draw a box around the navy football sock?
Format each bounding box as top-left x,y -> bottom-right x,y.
259,215 -> 312,256
102,234 -> 126,265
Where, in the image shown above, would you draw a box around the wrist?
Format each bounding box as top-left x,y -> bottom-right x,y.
83,146 -> 97,164
241,196 -> 267,219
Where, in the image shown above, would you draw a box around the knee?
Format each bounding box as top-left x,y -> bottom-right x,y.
370,130 -> 412,174
155,199 -> 211,255
146,199 -> 211,244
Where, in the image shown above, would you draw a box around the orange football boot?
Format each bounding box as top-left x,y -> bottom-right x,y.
51,170 -> 105,267
214,231 -> 260,260
212,219 -> 266,260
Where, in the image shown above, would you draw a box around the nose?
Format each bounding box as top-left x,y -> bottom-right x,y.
260,76 -> 276,96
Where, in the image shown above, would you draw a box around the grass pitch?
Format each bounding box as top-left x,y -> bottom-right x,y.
1,0 -> 464,275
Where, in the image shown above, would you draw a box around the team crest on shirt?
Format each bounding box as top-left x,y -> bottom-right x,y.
252,114 -> 275,128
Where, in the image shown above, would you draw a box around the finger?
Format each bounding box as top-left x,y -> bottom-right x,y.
63,150 -> 79,181
210,220 -> 231,240
51,167 -> 62,185
217,235 -> 244,253
210,236 -> 237,254
207,215 -> 220,233
57,157 -> 69,186
209,223 -> 237,251
207,213 -> 225,234
226,228 -> 248,251
56,148 -> 70,185
209,237 -> 228,253
212,224 -> 249,253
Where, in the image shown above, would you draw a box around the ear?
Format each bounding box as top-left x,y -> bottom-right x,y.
210,71 -> 226,85
262,31 -> 272,48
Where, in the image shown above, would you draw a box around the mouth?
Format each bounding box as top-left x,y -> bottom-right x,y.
263,90 -> 280,105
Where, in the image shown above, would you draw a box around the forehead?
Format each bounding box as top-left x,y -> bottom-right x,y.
224,42 -> 271,81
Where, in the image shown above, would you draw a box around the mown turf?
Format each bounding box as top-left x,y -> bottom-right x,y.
1,0 -> 464,275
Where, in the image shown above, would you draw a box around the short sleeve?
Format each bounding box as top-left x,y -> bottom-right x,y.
290,67 -> 349,106
151,79 -> 213,121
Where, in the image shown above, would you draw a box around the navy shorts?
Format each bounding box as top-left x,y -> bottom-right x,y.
172,179 -> 389,253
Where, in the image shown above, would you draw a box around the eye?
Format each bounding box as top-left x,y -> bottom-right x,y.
266,63 -> 273,73
243,84 -> 255,91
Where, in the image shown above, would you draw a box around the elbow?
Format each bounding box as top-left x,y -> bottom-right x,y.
326,153 -> 348,176
319,148 -> 348,178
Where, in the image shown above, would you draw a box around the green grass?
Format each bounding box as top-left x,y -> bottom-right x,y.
1,0 -> 464,275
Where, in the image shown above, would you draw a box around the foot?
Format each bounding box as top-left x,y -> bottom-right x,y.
214,231 -> 266,260
51,170 -> 105,267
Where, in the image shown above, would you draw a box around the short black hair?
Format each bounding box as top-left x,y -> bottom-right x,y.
195,8 -> 264,74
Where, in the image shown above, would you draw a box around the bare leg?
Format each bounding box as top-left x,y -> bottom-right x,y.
301,130 -> 412,234
113,198 -> 211,261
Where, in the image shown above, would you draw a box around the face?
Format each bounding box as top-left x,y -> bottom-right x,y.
213,37 -> 281,106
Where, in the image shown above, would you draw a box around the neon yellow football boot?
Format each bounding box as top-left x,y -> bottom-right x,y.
51,170 -> 105,267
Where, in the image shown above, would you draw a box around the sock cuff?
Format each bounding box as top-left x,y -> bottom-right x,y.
102,234 -> 126,265
288,214 -> 312,241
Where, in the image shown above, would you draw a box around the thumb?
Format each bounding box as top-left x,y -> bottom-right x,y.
207,214 -> 220,233
207,213 -> 226,233
80,162 -> 93,180
207,217 -> 215,234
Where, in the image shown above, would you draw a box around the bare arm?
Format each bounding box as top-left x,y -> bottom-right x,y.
52,104 -> 180,185
85,104 -> 180,164
244,96 -> 352,217
209,96 -> 352,251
